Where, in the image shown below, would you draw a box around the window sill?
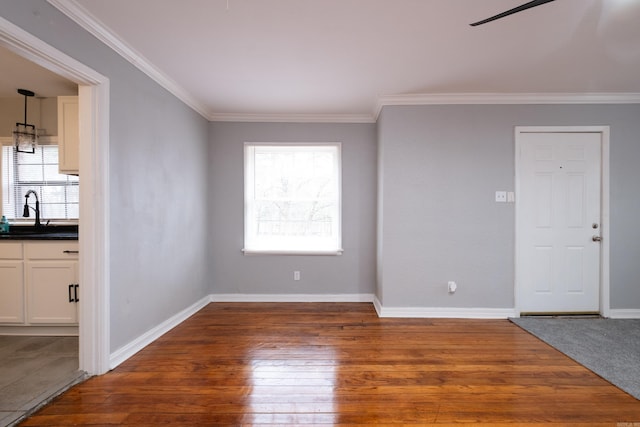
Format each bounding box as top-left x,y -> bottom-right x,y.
242,249 -> 344,256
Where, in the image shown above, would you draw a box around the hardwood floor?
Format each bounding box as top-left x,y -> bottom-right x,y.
20,303 -> 640,425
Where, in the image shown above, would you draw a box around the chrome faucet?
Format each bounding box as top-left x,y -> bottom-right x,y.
23,190 -> 42,228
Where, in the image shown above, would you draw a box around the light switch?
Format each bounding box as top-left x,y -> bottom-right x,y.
507,192 -> 515,203
495,191 -> 507,203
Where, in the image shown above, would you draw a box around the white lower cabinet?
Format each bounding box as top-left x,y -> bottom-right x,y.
0,242 -> 24,323
0,261 -> 24,323
0,241 -> 79,329
27,260 -> 78,324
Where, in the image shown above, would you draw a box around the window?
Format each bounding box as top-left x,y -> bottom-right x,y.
1,145 -> 79,220
244,143 -> 342,254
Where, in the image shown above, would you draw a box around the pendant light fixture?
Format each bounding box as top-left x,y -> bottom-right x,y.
13,88 -> 38,154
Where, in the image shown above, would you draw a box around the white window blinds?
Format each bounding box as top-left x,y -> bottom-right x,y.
2,145 -> 79,220
244,143 -> 342,254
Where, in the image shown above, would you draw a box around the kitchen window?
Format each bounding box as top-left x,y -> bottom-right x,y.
244,143 -> 342,255
1,145 -> 79,220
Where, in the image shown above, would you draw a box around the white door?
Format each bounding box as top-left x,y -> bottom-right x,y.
517,130 -> 602,313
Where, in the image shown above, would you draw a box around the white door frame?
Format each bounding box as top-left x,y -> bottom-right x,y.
0,17 -> 111,374
515,126 -> 610,317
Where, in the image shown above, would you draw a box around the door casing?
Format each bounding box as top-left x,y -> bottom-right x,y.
515,126 -> 610,317
0,16 -> 111,375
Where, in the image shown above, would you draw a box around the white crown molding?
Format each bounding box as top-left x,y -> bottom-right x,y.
48,0 -> 211,120
45,1 -> 640,124
48,0 -> 376,124
209,112 -> 376,124
0,14 -> 103,86
374,92 -> 640,119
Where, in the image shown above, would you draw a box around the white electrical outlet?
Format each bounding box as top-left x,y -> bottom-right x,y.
495,191 -> 507,203
294,271 -> 301,281
448,281 -> 457,293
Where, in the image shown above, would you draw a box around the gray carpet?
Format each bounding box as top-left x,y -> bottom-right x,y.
511,317 -> 640,400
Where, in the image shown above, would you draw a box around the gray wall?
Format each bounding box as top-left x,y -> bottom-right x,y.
209,122 -> 377,296
378,104 -> 640,310
1,1 -> 211,351
2,3 -> 638,357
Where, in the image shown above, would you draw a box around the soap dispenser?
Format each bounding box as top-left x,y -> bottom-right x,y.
0,216 -> 9,233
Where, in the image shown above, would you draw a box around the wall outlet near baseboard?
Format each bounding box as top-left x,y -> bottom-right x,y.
448,281 -> 457,293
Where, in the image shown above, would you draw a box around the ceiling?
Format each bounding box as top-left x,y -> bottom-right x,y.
0,46 -> 78,99
51,0 -> 640,120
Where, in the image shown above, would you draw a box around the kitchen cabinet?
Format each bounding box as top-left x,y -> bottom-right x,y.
0,243 -> 24,323
25,242 -> 79,324
57,96 -> 79,175
27,261 -> 78,324
0,241 -> 79,328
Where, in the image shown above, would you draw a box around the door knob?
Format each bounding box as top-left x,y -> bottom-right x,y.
592,235 -> 602,242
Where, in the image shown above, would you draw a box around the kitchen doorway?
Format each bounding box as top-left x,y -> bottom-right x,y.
0,16 -> 110,375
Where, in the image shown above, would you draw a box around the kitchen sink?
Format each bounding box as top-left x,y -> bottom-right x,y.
0,224 -> 78,240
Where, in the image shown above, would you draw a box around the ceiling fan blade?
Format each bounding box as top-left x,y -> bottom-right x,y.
470,0 -> 556,26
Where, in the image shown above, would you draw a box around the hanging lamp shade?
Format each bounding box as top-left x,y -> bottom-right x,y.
13,88 -> 37,154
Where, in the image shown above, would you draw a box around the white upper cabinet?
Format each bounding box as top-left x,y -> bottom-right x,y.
57,96 -> 79,175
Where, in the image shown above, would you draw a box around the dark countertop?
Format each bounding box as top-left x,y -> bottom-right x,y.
0,224 -> 79,241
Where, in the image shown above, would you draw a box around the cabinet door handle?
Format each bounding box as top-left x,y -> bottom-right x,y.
63,250 -> 79,254
74,284 -> 79,302
68,284 -> 74,302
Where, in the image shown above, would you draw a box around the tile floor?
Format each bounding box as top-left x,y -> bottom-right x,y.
0,336 -> 85,427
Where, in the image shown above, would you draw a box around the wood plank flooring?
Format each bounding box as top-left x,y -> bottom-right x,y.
20,303 -> 640,425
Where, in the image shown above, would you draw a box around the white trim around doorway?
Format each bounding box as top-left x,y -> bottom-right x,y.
514,126 -> 610,318
0,16 -> 111,375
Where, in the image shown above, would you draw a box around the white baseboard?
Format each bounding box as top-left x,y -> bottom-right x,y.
608,309 -> 640,319
211,293 -> 375,303
109,295 -> 212,370
210,294 -> 515,318
0,325 -> 78,336
108,294 -> 374,369
108,293 -> 524,370
375,300 -> 516,319
373,296 -> 383,316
